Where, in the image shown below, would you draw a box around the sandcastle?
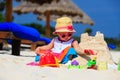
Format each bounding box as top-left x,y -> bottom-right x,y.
74,31 -> 114,66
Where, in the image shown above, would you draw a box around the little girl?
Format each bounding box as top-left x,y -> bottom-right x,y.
35,17 -> 93,64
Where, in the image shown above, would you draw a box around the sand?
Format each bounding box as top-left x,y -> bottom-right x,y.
0,49 -> 120,80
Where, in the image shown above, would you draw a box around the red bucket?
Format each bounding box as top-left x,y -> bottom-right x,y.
39,50 -> 59,67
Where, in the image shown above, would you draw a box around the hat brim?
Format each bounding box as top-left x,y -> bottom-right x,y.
53,29 -> 76,35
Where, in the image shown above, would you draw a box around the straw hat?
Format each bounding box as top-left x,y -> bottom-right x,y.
53,17 -> 76,34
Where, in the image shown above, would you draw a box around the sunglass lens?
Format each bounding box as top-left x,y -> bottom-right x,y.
62,35 -> 65,38
68,34 -> 72,37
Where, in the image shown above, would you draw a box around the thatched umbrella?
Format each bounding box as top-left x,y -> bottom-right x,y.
13,0 -> 94,38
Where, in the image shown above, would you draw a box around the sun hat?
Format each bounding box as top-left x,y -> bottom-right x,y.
53,17 -> 76,34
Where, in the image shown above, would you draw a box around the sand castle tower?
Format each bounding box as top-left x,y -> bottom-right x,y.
74,31 -> 114,65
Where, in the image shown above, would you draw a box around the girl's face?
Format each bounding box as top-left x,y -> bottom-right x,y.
57,32 -> 73,41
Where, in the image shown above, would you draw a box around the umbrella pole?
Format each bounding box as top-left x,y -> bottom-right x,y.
0,0 -> 12,50
5,0 -> 21,56
5,0 -> 12,22
45,11 -> 50,38
2,0 -> 13,51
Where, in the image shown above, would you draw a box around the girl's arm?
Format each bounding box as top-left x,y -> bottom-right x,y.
72,40 -> 96,55
35,39 -> 54,54
72,40 -> 85,55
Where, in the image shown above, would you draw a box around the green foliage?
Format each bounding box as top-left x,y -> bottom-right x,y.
73,36 -> 80,42
105,38 -> 120,51
115,46 -> 120,51
105,38 -> 120,45
22,23 -> 55,37
0,13 -> 4,22
50,26 -> 55,38
0,1 -> 5,11
84,28 -> 92,35
22,23 -> 44,34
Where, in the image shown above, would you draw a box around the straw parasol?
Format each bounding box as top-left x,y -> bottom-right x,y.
13,0 -> 94,38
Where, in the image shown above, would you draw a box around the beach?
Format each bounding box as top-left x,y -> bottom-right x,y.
0,49 -> 120,80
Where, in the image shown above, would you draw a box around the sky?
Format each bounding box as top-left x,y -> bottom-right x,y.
13,0 -> 120,38
73,0 -> 120,38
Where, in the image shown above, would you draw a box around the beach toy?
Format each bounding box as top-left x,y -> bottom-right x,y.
80,65 -> 87,69
35,54 -> 40,62
98,62 -> 108,70
39,50 -> 59,67
68,60 -> 80,69
68,65 -> 80,69
118,58 -> 120,71
87,56 -> 96,69
84,49 -> 96,55
71,60 -> 79,66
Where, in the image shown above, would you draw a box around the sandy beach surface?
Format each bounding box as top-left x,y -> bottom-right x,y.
0,49 -> 120,80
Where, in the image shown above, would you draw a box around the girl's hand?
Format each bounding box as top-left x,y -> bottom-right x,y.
35,47 -> 41,54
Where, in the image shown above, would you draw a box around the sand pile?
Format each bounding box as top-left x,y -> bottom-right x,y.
74,32 -> 114,66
